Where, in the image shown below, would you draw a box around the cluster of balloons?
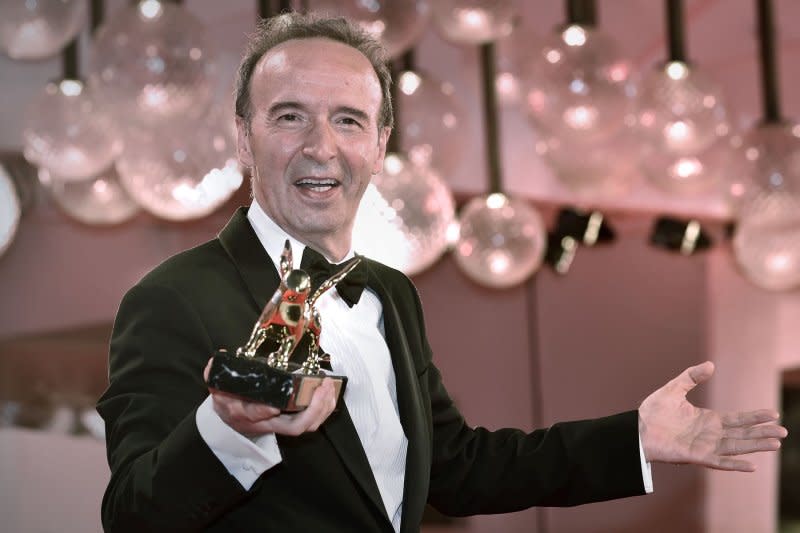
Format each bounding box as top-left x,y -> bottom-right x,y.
5,0 -> 797,290
9,0 -> 241,227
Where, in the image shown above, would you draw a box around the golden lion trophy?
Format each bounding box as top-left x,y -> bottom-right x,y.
206,240 -> 357,412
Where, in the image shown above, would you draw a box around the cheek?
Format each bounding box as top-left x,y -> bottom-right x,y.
258,136 -> 302,169
351,143 -> 380,172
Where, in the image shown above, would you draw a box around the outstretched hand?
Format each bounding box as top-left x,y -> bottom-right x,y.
638,361 -> 788,471
203,358 -> 338,439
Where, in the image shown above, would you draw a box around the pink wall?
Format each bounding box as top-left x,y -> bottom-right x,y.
1,203 -> 719,533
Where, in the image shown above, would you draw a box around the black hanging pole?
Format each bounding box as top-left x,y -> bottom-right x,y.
479,42 -> 503,195
90,0 -> 104,34
400,50 -> 415,73
278,0 -> 292,13
258,0 -> 271,20
757,0 -> 781,123
566,0 -> 597,26
665,0 -> 687,62
62,40 -> 79,80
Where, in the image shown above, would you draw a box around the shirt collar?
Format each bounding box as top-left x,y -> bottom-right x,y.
246,200 -> 355,270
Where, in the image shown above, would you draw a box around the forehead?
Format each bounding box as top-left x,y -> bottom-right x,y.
251,37 -> 382,112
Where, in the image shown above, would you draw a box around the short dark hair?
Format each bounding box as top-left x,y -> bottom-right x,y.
234,12 -> 393,130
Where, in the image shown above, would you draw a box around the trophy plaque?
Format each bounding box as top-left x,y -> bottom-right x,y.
206,240 -> 358,412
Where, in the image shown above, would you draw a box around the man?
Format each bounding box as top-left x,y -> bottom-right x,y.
97,13 -> 787,533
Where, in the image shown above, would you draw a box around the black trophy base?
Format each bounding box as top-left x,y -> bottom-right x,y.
206,349 -> 346,412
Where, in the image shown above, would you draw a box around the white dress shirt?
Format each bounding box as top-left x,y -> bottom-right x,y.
196,201 -> 652,532
197,201 -> 408,531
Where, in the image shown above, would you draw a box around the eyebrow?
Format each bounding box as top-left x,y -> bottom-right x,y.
267,101 -> 371,123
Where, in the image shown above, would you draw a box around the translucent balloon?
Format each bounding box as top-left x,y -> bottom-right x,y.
722,123 -> 800,216
310,0 -> 429,59
23,79 -> 123,180
431,0 -> 514,45
733,192 -> 800,291
353,153 -> 456,275
523,25 -> 636,146
0,0 -> 86,60
89,0 -> 216,129
0,163 -> 21,258
534,124 -> 641,198
116,107 -> 242,221
395,69 -> 467,176
453,193 -> 546,288
494,21 -> 542,107
40,164 -> 140,225
636,62 -> 731,194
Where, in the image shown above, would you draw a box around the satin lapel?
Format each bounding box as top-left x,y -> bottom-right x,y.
217,207 -> 281,311
219,209 -> 390,522
319,405 -> 390,523
366,265 -> 431,533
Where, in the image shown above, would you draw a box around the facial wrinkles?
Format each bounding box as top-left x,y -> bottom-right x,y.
245,38 -> 387,255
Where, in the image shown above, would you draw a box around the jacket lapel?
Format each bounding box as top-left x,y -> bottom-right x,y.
217,207 -> 280,311
366,266 -> 431,533
217,208 -> 391,525
318,404 -> 391,524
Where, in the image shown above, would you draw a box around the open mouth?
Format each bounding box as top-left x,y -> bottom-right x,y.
294,178 -> 340,193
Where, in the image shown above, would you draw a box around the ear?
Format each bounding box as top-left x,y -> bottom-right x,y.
372,126 -> 392,175
235,115 -> 255,168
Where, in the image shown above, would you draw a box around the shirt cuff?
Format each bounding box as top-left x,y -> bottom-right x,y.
195,395 -> 282,490
638,432 -> 654,494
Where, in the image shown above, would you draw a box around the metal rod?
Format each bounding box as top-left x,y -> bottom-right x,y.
757,0 -> 781,123
566,0 -> 597,26
479,42 -> 503,195
401,50 -> 415,73
665,0 -> 686,62
90,0 -> 104,34
258,0 -> 271,20
62,39 -> 79,80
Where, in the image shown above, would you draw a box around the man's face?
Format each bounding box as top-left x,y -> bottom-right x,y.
237,37 -> 389,255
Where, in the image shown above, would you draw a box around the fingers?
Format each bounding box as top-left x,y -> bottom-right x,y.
203,357 -> 213,381
266,379 -> 337,436
718,436 -> 783,456
671,361 -> 715,394
211,378 -> 338,438
712,457 -> 757,472
722,409 -> 780,428
210,389 -> 282,434
724,423 -> 788,440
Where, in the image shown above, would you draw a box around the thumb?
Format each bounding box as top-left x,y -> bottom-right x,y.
672,361 -> 714,394
203,357 -> 213,382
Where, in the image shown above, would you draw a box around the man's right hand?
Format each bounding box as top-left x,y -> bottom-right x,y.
203,358 -> 338,438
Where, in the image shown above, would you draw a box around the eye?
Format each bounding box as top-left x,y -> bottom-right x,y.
278,113 -> 301,122
337,116 -> 363,128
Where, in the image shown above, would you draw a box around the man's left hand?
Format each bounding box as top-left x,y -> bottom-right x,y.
638,361 -> 788,471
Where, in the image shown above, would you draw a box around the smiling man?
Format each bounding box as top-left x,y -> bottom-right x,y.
239,36 -> 390,261
97,12 -> 787,533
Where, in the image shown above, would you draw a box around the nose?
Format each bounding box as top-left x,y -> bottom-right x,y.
301,121 -> 337,163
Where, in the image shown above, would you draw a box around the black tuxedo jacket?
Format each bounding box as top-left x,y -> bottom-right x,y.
97,207 -> 645,532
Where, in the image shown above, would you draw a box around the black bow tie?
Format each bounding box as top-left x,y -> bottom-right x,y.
300,246 -> 368,307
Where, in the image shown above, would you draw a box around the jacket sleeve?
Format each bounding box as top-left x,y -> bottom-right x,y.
97,283 -> 251,532
401,280 -> 646,515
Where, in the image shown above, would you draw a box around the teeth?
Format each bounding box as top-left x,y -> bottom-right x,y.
296,178 -> 338,192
